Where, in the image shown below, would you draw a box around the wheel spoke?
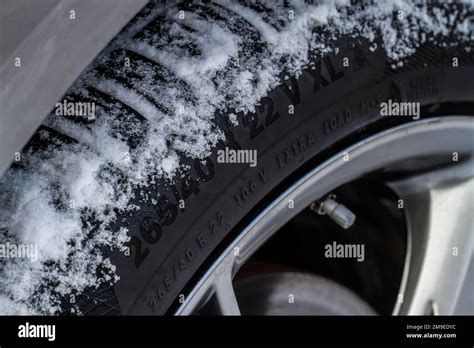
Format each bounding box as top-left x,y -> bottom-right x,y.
388,160 -> 474,314
213,272 -> 241,315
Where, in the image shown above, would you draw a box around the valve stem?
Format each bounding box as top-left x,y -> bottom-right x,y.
310,194 -> 356,229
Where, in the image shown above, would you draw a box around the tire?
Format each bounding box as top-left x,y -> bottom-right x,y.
99,37 -> 474,315
8,2 -> 470,315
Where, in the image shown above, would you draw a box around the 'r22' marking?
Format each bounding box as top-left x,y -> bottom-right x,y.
243,97 -> 280,140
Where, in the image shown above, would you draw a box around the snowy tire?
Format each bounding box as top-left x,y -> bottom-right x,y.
109,39 -> 474,315
2,1 -> 473,315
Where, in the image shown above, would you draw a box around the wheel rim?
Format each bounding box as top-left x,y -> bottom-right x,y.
176,116 -> 474,315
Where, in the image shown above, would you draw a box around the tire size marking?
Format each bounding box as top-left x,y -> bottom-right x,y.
130,157 -> 217,269
145,246 -> 195,311
208,210 -> 225,236
242,97 -> 280,140
144,208 -> 228,311
128,236 -> 150,268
